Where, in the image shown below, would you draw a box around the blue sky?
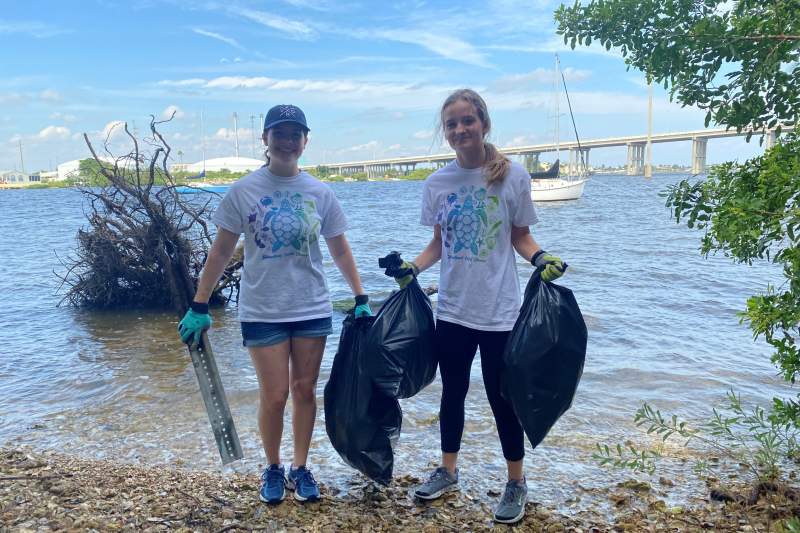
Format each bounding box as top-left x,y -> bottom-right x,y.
1,0 -> 764,172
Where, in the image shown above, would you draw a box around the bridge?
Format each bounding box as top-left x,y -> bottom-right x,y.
303,127 -> 779,177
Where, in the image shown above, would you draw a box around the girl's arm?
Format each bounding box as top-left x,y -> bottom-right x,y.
192,228 -> 241,303
510,225 -> 542,262
413,224 -> 443,272
325,233 -> 366,296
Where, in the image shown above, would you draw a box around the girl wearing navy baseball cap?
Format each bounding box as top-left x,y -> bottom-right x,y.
178,104 -> 372,504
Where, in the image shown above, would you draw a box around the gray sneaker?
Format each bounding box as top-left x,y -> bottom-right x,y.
493,478 -> 528,524
413,467 -> 459,500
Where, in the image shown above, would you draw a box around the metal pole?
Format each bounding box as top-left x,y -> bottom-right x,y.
645,82 -> 653,178
18,139 -> 25,174
250,115 -> 256,158
201,108 -> 206,174
233,112 -> 240,158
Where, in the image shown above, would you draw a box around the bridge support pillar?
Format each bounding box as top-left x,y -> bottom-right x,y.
691,138 -> 707,174
766,130 -> 777,150
626,143 -> 645,175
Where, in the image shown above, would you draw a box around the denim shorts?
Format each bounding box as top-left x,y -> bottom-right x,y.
240,316 -> 333,347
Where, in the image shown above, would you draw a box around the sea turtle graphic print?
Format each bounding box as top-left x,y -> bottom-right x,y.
440,185 -> 503,261
247,190 -> 320,257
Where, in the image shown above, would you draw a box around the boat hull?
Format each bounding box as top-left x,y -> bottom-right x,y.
531,178 -> 588,201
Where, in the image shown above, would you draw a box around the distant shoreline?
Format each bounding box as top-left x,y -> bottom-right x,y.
0,167 -> 698,191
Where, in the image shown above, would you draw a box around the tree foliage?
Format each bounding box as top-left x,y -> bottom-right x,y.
555,0 -> 800,135
556,0 -> 800,428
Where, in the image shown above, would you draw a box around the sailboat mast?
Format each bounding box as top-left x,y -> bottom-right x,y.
554,54 -> 560,163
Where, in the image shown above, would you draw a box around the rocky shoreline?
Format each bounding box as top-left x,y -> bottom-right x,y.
2,447 -> 797,532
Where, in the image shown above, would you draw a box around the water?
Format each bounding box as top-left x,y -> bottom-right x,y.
0,175 -> 792,511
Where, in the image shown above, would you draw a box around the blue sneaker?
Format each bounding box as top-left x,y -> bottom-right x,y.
259,464 -> 286,504
286,465 -> 320,502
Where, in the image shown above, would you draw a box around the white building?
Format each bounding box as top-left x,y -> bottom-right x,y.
172,156 -> 265,175
56,157 -> 117,181
0,170 -> 40,186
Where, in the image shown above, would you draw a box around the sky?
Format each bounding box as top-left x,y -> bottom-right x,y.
1,0 -> 766,172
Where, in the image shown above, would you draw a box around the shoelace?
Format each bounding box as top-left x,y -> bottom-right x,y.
263,468 -> 284,485
500,482 -> 523,505
296,468 -> 317,488
429,467 -> 450,484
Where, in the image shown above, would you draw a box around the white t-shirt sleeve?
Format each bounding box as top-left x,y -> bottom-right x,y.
511,170 -> 539,227
321,189 -> 348,238
420,180 -> 437,226
212,189 -> 245,234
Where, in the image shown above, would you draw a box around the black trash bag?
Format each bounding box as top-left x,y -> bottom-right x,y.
363,252 -> 437,399
324,312 -> 401,485
502,272 -> 587,450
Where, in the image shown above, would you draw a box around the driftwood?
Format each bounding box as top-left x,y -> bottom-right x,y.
56,113 -> 240,313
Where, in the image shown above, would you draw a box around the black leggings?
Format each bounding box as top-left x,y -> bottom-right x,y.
435,320 -> 525,462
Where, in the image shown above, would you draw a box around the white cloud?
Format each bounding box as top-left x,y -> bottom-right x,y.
39,89 -> 61,102
493,67 -> 591,93
228,7 -> 315,40
413,130 -> 434,139
50,112 -> 77,122
342,140 -> 379,152
159,75 -> 442,101
373,29 -> 490,68
280,0 -> 333,10
156,78 -> 206,87
484,36 -> 622,58
0,20 -> 71,38
102,120 -> 126,140
192,28 -> 245,51
0,92 -> 24,104
215,127 -> 256,140
162,105 -> 185,120
503,135 -> 538,148
387,143 -> 401,150
37,125 -> 71,140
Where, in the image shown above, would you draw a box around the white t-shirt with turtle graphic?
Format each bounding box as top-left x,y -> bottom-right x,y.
421,160 -> 539,331
212,167 -> 348,323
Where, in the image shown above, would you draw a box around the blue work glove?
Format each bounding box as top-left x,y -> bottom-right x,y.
531,250 -> 567,282
354,294 -> 373,318
178,302 -> 212,346
393,261 -> 419,290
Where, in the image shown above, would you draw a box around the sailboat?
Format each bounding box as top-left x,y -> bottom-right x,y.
531,55 -> 589,202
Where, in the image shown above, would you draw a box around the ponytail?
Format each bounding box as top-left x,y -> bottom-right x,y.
483,141 -> 510,186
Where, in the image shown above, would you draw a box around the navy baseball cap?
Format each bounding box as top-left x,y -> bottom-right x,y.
263,104 -> 310,132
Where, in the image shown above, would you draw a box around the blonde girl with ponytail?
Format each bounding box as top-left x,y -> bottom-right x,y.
393,89 -> 566,524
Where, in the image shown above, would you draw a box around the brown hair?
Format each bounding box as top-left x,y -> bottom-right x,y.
440,88 -> 510,186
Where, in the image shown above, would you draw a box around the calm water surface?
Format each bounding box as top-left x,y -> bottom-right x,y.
0,174 -> 791,512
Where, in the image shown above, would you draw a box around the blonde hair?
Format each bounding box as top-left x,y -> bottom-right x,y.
440,88 -> 510,186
